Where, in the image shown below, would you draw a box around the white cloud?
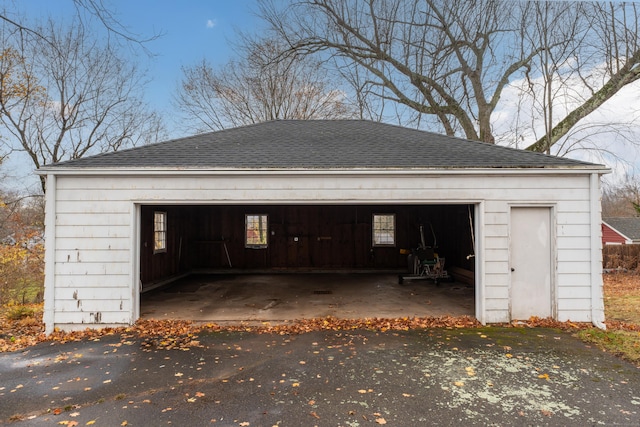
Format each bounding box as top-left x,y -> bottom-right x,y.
206,19 -> 216,29
492,63 -> 640,185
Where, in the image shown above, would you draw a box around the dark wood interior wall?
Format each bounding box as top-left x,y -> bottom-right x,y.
186,204 -> 474,270
140,205 -> 191,286
139,204 -> 475,285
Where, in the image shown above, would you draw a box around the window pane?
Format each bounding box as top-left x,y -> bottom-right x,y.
246,214 -> 268,248
154,211 -> 167,253
373,214 -> 395,246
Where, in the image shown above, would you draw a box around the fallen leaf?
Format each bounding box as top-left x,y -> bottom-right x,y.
310,411 -> 320,419
86,421 -> 96,425
454,381 -> 464,387
538,373 -> 550,381
376,418 -> 387,425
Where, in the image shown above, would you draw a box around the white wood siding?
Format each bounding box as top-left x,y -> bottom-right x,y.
45,171 -> 600,331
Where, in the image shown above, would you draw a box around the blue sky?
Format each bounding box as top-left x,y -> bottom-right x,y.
0,0 -> 265,191
2,0 -> 640,191
12,0 -> 264,137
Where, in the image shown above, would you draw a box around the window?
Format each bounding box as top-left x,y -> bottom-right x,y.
245,214 -> 268,248
372,213 -> 395,246
153,211 -> 167,253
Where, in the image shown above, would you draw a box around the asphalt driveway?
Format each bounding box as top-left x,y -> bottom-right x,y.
1,327 -> 639,426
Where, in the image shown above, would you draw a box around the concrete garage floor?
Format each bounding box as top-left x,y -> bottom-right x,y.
140,273 -> 475,323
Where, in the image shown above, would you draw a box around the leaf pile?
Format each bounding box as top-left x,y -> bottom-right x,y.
136,319 -> 203,351
1,273 -> 637,353
0,313 -> 591,354
506,316 -> 591,331
204,315 -> 482,335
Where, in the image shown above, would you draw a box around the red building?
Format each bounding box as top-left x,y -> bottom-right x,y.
602,217 -> 640,245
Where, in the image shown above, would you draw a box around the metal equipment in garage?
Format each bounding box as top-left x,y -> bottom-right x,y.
399,224 -> 450,285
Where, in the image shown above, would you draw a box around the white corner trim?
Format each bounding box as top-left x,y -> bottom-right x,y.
475,202 -> 485,325
590,172 -> 606,330
43,174 -> 57,334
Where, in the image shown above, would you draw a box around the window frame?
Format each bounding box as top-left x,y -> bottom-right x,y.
153,211 -> 167,254
245,214 -> 269,249
372,213 -> 396,247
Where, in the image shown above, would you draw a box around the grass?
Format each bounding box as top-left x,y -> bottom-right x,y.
1,281 -> 43,306
577,329 -> 640,363
575,273 -> 640,364
602,273 -> 640,324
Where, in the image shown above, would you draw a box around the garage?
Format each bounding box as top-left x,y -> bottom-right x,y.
137,203 -> 476,322
38,120 -> 608,332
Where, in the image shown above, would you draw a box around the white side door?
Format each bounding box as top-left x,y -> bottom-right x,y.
510,207 -> 553,320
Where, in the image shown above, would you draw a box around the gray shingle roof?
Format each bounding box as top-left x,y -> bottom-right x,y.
42,120 -> 603,170
603,217 -> 640,242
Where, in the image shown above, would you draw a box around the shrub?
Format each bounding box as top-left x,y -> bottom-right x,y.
5,304 -> 36,321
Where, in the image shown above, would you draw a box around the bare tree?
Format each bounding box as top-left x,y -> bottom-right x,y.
602,177 -> 640,217
260,0 -> 547,143
260,0 -> 640,152
0,0 -> 159,51
524,2 -> 640,153
174,37 -> 355,133
0,19 -> 166,193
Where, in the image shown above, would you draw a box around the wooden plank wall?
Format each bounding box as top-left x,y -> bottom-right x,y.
140,205 -> 192,284
139,204 -> 474,284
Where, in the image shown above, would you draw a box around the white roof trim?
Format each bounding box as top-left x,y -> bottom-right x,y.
37,166 -> 611,176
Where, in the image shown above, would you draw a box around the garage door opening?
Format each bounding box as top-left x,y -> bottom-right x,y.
138,204 -> 476,321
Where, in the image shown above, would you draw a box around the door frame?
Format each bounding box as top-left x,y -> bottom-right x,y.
508,204 -> 557,320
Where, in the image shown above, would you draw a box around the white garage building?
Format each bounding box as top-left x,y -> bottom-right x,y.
37,120 -> 609,333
